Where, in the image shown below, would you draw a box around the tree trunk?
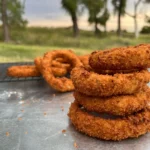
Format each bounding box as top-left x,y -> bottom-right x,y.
95,21 -> 98,35
72,15 -> 79,37
134,2 -> 139,38
117,10 -> 121,36
104,24 -> 107,33
104,0 -> 107,33
1,0 -> 11,42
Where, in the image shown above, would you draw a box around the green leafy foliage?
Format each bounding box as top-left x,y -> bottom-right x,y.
140,26 -> 150,34
98,8 -> 110,26
61,0 -> 79,16
82,0 -> 104,23
81,0 -> 110,31
0,0 -> 27,28
145,15 -> 150,24
112,0 -> 127,16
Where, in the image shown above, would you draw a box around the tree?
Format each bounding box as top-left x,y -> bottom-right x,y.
145,15 -> 150,24
112,0 -> 127,36
7,0 -> 27,28
82,0 -> 109,35
126,0 -> 150,38
140,15 -> 150,34
61,0 -> 80,37
0,0 -> 27,42
99,0 -> 110,33
0,0 -> 10,42
104,0 -> 109,33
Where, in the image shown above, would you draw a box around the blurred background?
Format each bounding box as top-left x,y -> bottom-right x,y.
0,0 -> 150,62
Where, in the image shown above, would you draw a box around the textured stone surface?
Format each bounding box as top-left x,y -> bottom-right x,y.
0,80 -> 150,150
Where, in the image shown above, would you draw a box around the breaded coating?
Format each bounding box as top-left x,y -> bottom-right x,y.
52,60 -> 71,71
78,55 -> 89,66
68,101 -> 150,141
34,57 -> 68,77
42,50 -> 82,92
89,44 -> 150,70
71,66 -> 150,97
93,68 -> 141,75
7,65 -> 41,77
74,86 -> 150,116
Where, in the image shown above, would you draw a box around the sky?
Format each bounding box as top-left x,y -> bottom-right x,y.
24,0 -> 150,32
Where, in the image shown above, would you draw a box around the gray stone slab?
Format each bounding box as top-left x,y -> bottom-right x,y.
0,80 -> 150,150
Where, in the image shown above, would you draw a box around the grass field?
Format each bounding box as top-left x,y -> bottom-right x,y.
0,27 -> 149,62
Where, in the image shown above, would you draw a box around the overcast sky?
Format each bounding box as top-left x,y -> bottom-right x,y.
24,0 -> 150,32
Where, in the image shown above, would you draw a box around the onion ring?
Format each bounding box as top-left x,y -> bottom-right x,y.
74,86 -> 150,116
34,57 -> 68,77
42,50 -> 82,92
93,68 -> 141,75
68,101 -> 150,141
89,44 -> 150,70
7,65 -> 41,77
71,66 -> 150,97
78,55 -> 89,66
52,60 -> 71,71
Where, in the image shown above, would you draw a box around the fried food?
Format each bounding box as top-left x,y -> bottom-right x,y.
54,57 -> 68,63
89,44 -> 150,70
52,60 -> 71,71
74,86 -> 150,116
93,68 -> 141,75
52,67 -> 68,77
34,57 -> 68,77
78,55 -> 89,66
7,65 -> 41,77
68,101 -> 150,141
79,63 -> 140,75
71,66 -> 150,97
42,50 -> 82,92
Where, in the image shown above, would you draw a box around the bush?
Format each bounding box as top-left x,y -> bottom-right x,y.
140,26 -> 150,34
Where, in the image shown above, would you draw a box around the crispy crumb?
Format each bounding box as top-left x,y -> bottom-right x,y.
25,131 -> 28,134
62,129 -> 66,133
21,109 -> 24,112
6,132 -> 10,137
74,142 -> 78,148
18,117 -> 22,121
44,112 -> 47,116
53,94 -> 56,97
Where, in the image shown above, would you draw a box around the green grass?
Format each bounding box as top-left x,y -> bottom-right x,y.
0,43 -> 88,62
0,27 -> 149,62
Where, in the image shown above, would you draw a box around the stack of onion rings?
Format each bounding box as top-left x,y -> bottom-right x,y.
69,44 -> 150,141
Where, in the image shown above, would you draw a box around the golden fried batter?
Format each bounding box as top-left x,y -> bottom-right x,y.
78,55 -> 89,66
89,44 -> 150,70
74,86 -> 150,116
42,50 -> 82,92
7,65 -> 41,77
34,57 -> 68,77
71,66 -> 150,97
68,101 -> 150,141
